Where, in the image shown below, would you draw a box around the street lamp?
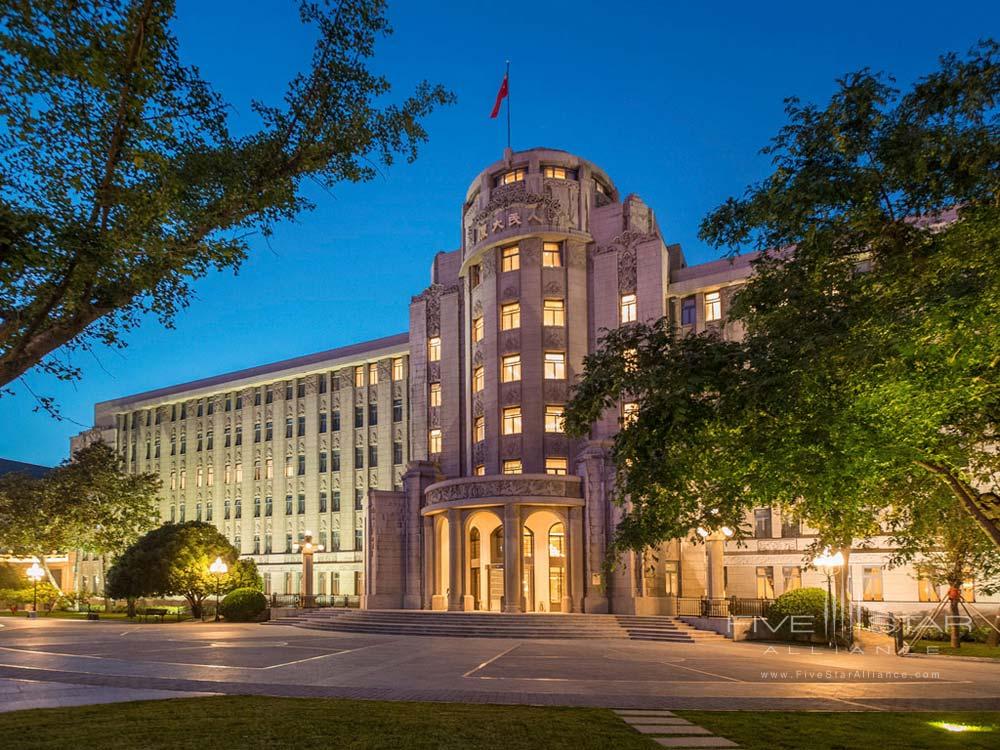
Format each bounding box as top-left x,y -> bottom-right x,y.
298,531 -> 324,607
209,556 -> 228,622
26,562 -> 44,616
813,547 -> 845,647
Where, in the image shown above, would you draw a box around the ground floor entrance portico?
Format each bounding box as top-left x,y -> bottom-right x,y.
425,502 -> 584,613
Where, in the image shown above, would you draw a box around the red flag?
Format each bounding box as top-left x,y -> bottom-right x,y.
490,74 -> 508,119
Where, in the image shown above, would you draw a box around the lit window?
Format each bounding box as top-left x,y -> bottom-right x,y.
502,459 -> 522,475
705,291 -> 722,322
369,363 -> 379,385
543,352 -> 565,379
542,241 -> 562,267
622,401 -> 639,425
428,336 -> 441,362
206,465 -> 214,486
354,366 -> 364,388
543,166 -> 568,179
473,366 -> 485,392
469,264 -> 481,288
234,462 -> 243,482
429,382 -> 442,407
392,358 -> 404,381
918,576 -> 940,602
545,457 -> 568,476
543,299 -> 565,326
428,429 -> 442,454
495,168 -> 525,186
756,566 -> 775,599
620,293 -> 637,323
782,566 -> 802,592
862,567 -> 884,602
474,415 -> 485,442
196,466 -> 203,487
501,245 -> 519,272
681,296 -> 696,325
502,406 -> 522,435
500,302 -> 520,330
545,405 -> 565,433
474,464 -> 486,476
501,354 -> 521,382
265,457 -> 274,479
472,316 -> 484,343
179,469 -> 186,489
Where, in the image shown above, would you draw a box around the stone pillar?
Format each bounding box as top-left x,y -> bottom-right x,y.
447,508 -> 465,611
301,546 -> 314,604
503,503 -> 522,612
706,536 -> 726,600
569,507 -> 585,614
422,515 -> 436,610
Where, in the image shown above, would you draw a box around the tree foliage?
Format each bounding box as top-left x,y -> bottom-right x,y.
0,0 -> 453,399
0,441 -> 159,583
566,41 -> 1000,557
106,520 -> 239,617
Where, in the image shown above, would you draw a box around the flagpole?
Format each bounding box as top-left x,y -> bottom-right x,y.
505,60 -> 511,150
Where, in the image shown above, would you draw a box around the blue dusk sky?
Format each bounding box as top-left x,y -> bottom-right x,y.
1,0 -> 996,466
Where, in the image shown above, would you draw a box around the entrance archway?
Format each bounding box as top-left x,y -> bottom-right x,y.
465,510 -> 503,612
522,508 -> 571,613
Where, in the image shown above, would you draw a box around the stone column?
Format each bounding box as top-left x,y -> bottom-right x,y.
422,515 -> 435,610
706,536 -> 726,600
503,503 -> 522,612
447,508 -> 465,611
568,506 -> 585,613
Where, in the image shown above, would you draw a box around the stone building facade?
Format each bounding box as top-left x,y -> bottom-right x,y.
75,147 -> 997,615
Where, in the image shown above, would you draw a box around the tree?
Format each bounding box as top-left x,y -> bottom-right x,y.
0,0 -> 453,400
106,521 -> 238,618
566,42 -> 1000,566
0,561 -> 24,588
225,558 -> 263,593
0,441 -> 159,586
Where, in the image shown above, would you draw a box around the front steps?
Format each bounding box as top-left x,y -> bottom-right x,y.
266,608 -> 727,642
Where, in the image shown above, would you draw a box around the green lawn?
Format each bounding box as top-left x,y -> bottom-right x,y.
910,640 -> 1000,659
0,696 -> 658,750
680,711 -> 1000,750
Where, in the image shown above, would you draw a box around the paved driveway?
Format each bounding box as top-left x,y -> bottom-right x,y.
0,617 -> 997,712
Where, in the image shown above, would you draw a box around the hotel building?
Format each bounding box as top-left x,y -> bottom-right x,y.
73,147 -> 997,615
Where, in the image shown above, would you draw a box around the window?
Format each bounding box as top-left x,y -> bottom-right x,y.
368,444 -> 378,467
319,412 -> 328,433
285,455 -> 294,477
254,422 -> 261,443
253,460 -> 262,481
319,451 -> 327,473
196,432 -> 203,452
781,515 -> 800,538
495,168 -> 525,186
354,366 -> 364,388
393,441 -> 403,465
392,357 -> 404,381
542,241 -> 563,267
543,351 -> 565,379
752,508 -> 772,538
471,316 -> 484,343
206,430 -> 214,450
224,498 -> 231,519
265,495 -> 273,516
502,459 -> 522,475
474,464 -> 485,476
253,535 -> 260,554
368,363 -> 379,385
297,381 -> 305,398
705,291 -> 722,322
318,374 -> 327,394
235,425 -> 242,446
545,457 -> 568,476
428,429 -> 442,454
473,366 -> 485,392
543,298 -> 565,326
502,407 -> 522,435
469,264 -> 481,288
782,566 -> 802,592
354,406 -> 364,428
235,394 -> 243,410
620,293 -> 637,323
331,410 -> 340,431
253,390 -> 261,407
170,471 -> 176,490
332,490 -> 341,511
179,469 -> 186,489
429,382 -> 441,407
392,398 -> 403,422
234,497 -> 242,518
427,336 -> 441,362
501,355 -> 521,382
207,465 -> 214,486
681,296 -> 696,325
265,420 -> 273,441
918,576 -> 940,602
285,382 -> 293,400
500,302 -> 520,330
297,493 -> 305,514
354,488 -> 364,510
862,567 -> 884,601
285,494 -> 293,514
234,462 -> 243,482
543,165 -> 573,180
355,529 -> 363,552
331,450 -> 340,471
297,454 -> 305,476
319,491 -> 328,512
501,245 -> 520,272
285,417 -> 293,438
545,405 -> 565,432
474,415 -> 485,442
265,386 -> 273,405
179,433 -> 186,454
254,496 -> 261,517
756,566 -> 775,599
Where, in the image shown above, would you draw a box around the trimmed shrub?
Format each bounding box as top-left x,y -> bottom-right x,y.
766,587 -> 845,641
219,587 -> 268,622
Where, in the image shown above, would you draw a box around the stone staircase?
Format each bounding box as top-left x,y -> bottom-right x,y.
265,608 -> 727,642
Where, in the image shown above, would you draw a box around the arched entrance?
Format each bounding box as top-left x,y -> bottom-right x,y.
522,508 -> 571,613
465,510 -> 503,611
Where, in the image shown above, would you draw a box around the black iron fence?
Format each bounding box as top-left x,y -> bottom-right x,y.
699,596 -> 773,618
269,594 -> 361,609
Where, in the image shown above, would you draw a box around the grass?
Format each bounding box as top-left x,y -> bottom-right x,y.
0,610 -> 191,622
0,696 -> 658,750
679,711 -> 1000,750
910,640 -> 1000,659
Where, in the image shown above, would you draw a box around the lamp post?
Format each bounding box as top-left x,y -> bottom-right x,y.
813,547 -> 845,648
209,556 -> 228,622
26,562 -> 44,617
296,531 -> 324,608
